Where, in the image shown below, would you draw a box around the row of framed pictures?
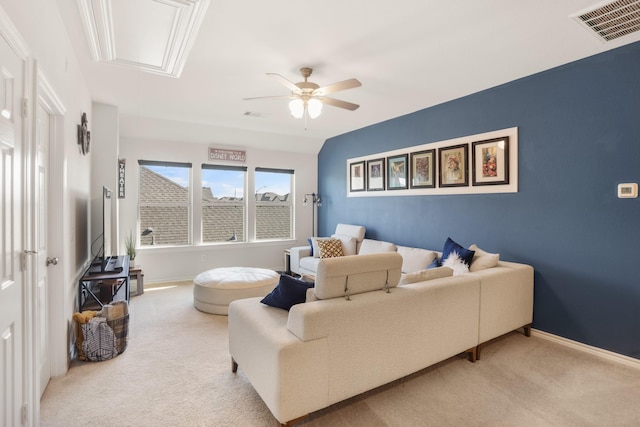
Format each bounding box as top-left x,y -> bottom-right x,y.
349,136 -> 510,192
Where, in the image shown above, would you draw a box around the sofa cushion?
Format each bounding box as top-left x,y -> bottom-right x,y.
314,253 -> 402,299
396,246 -> 437,273
331,234 -> 357,256
358,239 -> 397,255
441,237 -> 475,267
468,244 -> 500,272
260,274 -> 314,311
317,238 -> 345,258
299,256 -> 321,272
334,224 -> 366,242
307,238 -> 314,256
398,266 -> 453,285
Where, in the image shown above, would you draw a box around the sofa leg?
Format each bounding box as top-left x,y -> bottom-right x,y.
476,343 -> 485,361
523,324 -> 532,337
465,347 -> 477,363
231,357 -> 238,373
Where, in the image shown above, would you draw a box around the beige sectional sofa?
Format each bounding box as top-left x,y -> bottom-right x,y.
228,249 -> 534,425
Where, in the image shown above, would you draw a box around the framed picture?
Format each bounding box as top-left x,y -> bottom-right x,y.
367,158 -> 385,191
349,161 -> 365,192
439,144 -> 468,187
410,149 -> 435,189
472,137 -> 510,186
387,154 -> 408,190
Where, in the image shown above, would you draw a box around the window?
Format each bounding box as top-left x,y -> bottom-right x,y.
201,164 -> 247,243
255,168 -> 293,240
138,161 -> 191,246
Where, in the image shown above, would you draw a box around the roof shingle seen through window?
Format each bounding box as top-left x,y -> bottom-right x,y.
139,166 -> 291,244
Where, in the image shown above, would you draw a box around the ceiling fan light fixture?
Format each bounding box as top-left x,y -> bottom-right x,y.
289,98 -> 304,118
307,98 -> 322,119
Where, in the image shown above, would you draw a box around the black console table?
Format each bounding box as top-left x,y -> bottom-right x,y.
78,255 -> 130,311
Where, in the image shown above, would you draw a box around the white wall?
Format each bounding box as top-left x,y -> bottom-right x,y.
1,0 -> 93,381
116,134 -> 318,284
91,102 -> 120,253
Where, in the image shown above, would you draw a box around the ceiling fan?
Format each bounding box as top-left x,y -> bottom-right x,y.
244,67 -> 361,121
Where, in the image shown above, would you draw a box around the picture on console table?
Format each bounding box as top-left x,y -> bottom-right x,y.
387,154 -> 408,190
367,158 -> 385,191
439,144 -> 468,187
349,160 -> 366,192
472,136 -> 510,186
410,149 -> 435,189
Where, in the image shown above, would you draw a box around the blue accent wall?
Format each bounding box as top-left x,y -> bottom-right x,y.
317,41 -> 640,359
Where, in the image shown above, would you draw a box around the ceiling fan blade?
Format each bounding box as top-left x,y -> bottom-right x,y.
313,78 -> 362,96
267,73 -> 302,93
317,96 -> 360,111
243,95 -> 296,101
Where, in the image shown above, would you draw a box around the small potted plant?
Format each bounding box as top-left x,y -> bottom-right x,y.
125,230 -> 136,262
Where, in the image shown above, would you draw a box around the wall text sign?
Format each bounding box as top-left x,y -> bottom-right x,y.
208,148 -> 246,162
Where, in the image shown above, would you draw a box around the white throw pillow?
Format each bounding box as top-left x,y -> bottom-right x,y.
468,244 -> 500,272
398,266 -> 453,285
331,234 -> 357,256
358,239 -> 397,255
396,246 -> 437,273
442,252 -> 469,275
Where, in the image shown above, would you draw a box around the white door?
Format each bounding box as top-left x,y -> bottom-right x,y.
35,101 -> 51,397
0,32 -> 25,427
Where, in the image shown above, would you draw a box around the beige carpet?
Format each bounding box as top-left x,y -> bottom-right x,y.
41,282 -> 640,426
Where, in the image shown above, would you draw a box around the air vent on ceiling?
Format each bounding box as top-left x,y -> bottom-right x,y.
244,111 -> 268,118
571,0 -> 640,41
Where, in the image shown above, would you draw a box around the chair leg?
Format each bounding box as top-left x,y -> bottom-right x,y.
231,357 -> 238,373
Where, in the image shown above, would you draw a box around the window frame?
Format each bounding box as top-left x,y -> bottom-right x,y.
254,167 -> 294,241
201,163 -> 248,243
138,160 -> 193,247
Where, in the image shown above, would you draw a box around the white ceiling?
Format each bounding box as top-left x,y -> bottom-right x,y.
57,0 -> 640,154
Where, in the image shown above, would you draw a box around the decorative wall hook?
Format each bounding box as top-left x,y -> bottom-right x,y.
77,112 -> 90,155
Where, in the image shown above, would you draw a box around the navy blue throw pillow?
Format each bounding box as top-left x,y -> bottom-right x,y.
427,257 -> 440,269
441,237 -> 475,267
261,274 -> 314,311
308,238 -> 314,256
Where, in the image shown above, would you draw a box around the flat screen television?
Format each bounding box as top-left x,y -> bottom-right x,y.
102,186 -> 112,261
91,186 -> 114,272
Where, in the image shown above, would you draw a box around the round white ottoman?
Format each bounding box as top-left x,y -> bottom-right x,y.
193,267 -> 279,315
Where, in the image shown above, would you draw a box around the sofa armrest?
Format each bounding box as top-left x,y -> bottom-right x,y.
473,261 -> 534,344
229,298 -> 329,424
289,245 -> 311,275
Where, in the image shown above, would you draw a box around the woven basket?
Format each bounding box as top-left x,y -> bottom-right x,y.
107,313 -> 129,355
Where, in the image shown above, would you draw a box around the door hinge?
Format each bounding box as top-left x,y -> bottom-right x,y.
22,98 -> 28,119
21,250 -> 37,271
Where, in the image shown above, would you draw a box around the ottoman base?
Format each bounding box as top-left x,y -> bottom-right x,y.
193,267 -> 279,315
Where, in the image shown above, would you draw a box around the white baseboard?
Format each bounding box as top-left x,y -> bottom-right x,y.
531,329 -> 640,370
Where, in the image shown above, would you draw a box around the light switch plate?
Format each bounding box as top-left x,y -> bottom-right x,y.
617,183 -> 638,198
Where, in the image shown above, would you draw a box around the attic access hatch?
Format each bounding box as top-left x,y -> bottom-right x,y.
77,0 -> 210,77
571,0 -> 640,41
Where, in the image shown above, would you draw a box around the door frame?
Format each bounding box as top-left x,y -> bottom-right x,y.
30,63 -> 66,408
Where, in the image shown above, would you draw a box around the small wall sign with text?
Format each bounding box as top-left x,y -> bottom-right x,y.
208,148 -> 246,163
118,159 -> 126,198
